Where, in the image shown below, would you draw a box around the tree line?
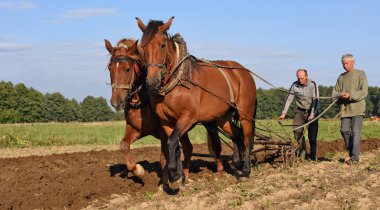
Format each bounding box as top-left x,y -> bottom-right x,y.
0,81 -> 118,123
1,81 -> 379,123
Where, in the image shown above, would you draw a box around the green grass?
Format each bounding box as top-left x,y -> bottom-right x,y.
0,119 -> 379,148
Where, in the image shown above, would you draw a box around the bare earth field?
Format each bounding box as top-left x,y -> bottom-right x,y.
1,139 -> 380,210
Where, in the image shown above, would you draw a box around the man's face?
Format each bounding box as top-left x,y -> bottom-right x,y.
297,71 -> 308,86
342,59 -> 355,72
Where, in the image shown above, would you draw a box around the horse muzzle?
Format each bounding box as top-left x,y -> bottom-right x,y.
110,98 -> 125,111
146,78 -> 161,95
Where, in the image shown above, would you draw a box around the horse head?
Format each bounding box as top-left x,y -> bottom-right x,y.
105,38 -> 141,111
136,16 -> 175,94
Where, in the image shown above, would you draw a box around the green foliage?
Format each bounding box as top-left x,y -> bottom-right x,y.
1,81 -> 379,123
0,134 -> 32,148
80,96 -> 113,122
0,81 -> 115,123
256,87 -> 295,119
145,191 -> 154,200
0,120 -> 379,148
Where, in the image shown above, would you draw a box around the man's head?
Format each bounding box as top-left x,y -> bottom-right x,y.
296,69 -> 308,86
341,54 -> 355,72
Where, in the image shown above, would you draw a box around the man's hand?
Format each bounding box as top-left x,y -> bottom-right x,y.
278,114 -> 286,121
308,113 -> 314,121
341,92 -> 350,100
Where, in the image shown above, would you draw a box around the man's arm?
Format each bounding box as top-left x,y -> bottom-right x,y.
279,83 -> 295,120
349,71 -> 368,102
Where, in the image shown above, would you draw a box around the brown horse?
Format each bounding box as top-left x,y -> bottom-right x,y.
104,38 -> 194,184
105,37 -> 243,188
136,17 -> 257,189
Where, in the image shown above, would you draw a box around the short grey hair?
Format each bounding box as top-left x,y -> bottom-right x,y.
296,68 -> 308,76
341,54 -> 355,62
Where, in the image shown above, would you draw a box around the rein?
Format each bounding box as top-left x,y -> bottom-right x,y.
194,57 -> 336,100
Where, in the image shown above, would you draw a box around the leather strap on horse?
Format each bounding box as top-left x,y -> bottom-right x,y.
159,53 -> 191,95
196,58 -> 235,104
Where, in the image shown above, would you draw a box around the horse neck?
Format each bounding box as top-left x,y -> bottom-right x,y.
135,63 -> 149,105
163,37 -> 191,82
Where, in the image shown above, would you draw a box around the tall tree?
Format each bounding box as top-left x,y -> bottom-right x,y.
80,96 -> 113,122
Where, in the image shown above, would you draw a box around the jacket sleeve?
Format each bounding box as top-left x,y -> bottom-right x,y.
349,71 -> 368,102
281,83 -> 295,115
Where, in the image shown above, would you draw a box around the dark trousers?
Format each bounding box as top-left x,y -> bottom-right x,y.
340,116 -> 363,161
293,108 -> 319,160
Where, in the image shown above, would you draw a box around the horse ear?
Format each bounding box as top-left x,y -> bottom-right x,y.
104,39 -> 113,54
136,17 -> 146,32
133,40 -> 139,48
159,16 -> 174,32
133,40 -> 140,54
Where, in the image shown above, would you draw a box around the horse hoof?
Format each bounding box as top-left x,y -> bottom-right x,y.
239,176 -> 249,182
168,177 -> 183,190
133,164 -> 145,177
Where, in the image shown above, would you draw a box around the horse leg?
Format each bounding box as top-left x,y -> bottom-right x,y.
203,122 -> 224,172
159,135 -> 169,185
179,133 -> 193,179
240,118 -> 254,178
217,112 -> 244,170
164,115 -> 195,190
120,125 -> 144,177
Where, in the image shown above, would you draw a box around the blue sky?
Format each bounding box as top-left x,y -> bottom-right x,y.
1,0 -> 379,103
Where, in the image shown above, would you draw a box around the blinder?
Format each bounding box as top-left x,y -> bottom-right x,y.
111,57 -> 134,63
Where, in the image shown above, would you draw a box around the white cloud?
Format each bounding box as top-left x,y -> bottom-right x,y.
58,8 -> 117,20
0,42 -> 32,51
0,1 -> 36,10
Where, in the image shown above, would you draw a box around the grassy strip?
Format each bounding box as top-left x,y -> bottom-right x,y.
0,120 -> 379,148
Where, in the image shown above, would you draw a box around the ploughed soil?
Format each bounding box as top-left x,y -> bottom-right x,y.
1,139 -> 380,210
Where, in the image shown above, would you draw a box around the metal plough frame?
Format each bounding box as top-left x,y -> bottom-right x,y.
191,124 -> 298,168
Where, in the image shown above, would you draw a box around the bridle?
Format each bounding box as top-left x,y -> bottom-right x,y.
109,53 -> 149,110
143,39 -> 169,80
109,56 -> 137,90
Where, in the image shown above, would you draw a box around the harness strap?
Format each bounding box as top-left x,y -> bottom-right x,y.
159,53 -> 191,95
216,67 -> 235,104
195,57 -> 235,104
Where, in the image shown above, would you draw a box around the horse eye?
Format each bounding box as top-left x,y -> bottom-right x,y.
160,43 -> 166,48
125,68 -> 130,72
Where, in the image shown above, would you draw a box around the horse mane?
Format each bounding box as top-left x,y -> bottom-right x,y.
170,33 -> 197,81
141,20 -> 197,80
115,38 -> 140,62
141,20 -> 164,47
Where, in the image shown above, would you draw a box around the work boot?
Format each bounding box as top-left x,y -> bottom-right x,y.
299,149 -> 306,160
309,156 -> 317,162
345,159 -> 358,165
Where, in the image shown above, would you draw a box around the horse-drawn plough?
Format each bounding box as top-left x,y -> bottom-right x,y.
191,124 -> 297,168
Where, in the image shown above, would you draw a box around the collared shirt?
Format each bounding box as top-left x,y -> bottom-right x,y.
332,69 -> 368,118
282,79 -> 320,116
